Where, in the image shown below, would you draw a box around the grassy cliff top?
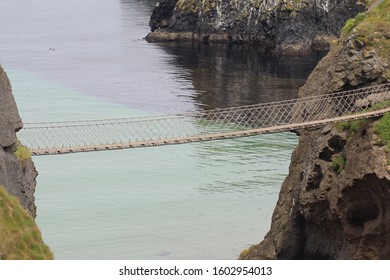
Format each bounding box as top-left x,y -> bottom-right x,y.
0,186 -> 53,260
342,0 -> 390,59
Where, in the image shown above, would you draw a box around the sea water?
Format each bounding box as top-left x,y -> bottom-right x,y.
0,0 -> 320,259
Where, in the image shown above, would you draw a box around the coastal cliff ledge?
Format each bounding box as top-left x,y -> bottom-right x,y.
146,0 -> 364,55
0,65 -> 52,259
240,0 -> 390,259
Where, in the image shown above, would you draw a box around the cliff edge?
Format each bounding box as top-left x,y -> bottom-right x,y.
240,0 -> 390,259
146,0 -> 364,55
0,65 -> 52,259
0,65 -> 38,217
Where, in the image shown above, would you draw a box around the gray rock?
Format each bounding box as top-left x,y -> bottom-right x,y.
0,65 -> 37,217
241,123 -> 390,259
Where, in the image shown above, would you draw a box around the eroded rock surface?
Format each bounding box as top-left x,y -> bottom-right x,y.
240,0 -> 390,259
0,65 -> 38,217
241,123 -> 390,259
146,0 -> 363,54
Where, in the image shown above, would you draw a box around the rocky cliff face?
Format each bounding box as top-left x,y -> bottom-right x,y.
0,65 -> 38,217
146,0 -> 364,54
240,0 -> 390,259
0,65 -> 52,259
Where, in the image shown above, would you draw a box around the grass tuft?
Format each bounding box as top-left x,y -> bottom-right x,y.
336,119 -> 368,133
331,155 -> 347,174
374,113 -> 390,149
0,186 -> 53,260
341,0 -> 390,59
14,140 -> 31,162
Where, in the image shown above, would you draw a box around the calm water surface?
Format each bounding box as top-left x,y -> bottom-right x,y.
0,0 -> 321,259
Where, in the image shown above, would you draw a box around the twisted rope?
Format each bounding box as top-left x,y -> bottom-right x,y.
17,83 -> 390,155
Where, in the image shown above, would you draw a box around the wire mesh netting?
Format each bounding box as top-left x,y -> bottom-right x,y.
17,83 -> 390,155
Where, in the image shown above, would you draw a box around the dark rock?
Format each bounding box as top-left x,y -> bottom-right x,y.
0,65 -> 37,217
240,2 -> 390,260
149,0 -> 178,32
146,0 -> 364,55
241,123 -> 390,259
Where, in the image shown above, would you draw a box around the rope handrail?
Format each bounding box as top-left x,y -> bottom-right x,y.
17,83 -> 390,155
23,83 -> 390,127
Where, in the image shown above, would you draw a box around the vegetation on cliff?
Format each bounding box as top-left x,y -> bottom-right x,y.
14,140 -> 32,163
0,65 -> 38,217
241,0 -> 390,260
342,0 -> 390,60
375,113 -> 390,150
147,0 -> 362,54
0,186 -> 53,260
0,65 -> 47,257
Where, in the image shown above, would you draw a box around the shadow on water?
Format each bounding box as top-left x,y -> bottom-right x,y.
120,0 -> 157,11
119,0 -> 325,112
157,44 -> 326,110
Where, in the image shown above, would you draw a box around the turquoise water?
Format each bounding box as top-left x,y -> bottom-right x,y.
0,0 -> 316,259
10,70 -> 297,259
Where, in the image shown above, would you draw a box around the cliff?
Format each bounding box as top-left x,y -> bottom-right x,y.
0,65 -> 52,259
240,0 -> 390,259
0,65 -> 37,217
146,0 -> 364,54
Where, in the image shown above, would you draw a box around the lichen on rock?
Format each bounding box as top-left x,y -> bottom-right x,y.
146,0 -> 364,55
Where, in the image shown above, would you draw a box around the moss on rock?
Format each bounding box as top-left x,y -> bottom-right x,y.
14,140 -> 32,163
0,186 -> 53,260
342,0 -> 390,60
375,113 -> 390,150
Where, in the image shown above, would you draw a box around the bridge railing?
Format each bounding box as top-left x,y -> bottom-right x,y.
17,83 -> 390,155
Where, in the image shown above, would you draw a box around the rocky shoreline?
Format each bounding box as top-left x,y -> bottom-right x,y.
146,0 -> 364,55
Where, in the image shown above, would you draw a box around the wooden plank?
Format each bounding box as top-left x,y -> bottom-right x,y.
30,107 -> 390,156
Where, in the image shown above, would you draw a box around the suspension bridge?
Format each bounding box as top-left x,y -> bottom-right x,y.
17,83 -> 390,156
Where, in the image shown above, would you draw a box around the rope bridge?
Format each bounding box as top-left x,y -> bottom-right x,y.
17,83 -> 390,156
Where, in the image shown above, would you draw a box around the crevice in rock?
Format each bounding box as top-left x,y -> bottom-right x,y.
306,165 -> 323,190
319,146 -> 334,161
341,174 -> 389,227
328,134 -> 346,153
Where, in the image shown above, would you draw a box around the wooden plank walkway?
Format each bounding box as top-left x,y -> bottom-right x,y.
29,107 -> 390,156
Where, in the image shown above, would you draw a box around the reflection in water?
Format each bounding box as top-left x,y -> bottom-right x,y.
1,0 -> 323,259
120,0 -> 324,112
154,44 -> 325,110
121,0 -> 157,11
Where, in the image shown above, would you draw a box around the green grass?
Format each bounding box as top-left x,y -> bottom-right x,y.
341,0 -> 390,59
336,101 -> 390,133
374,113 -> 390,149
336,119 -> 368,133
0,186 -> 53,260
369,100 -> 390,111
341,13 -> 366,35
385,69 -> 390,79
14,140 -> 31,162
331,155 -> 347,174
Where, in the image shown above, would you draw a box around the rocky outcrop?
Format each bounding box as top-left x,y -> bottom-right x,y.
0,65 -> 51,259
146,0 -> 364,54
240,0 -> 390,259
0,65 -> 38,217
